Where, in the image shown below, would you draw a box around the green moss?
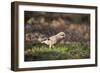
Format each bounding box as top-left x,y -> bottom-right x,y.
24,42 -> 90,61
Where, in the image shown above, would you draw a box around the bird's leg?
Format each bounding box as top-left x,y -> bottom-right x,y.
49,44 -> 52,48
49,42 -> 52,48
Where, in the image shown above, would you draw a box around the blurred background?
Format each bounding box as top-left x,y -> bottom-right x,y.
24,11 -> 90,48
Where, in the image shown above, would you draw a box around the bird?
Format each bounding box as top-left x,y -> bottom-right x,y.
41,32 -> 65,48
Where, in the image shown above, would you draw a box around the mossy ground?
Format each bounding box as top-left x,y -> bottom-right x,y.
24,42 -> 90,61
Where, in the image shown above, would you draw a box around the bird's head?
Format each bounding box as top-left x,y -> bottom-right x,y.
57,32 -> 66,39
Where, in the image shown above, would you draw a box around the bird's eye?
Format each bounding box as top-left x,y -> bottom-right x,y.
61,34 -> 64,36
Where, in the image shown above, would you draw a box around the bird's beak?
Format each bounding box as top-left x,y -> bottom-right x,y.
63,35 -> 66,39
